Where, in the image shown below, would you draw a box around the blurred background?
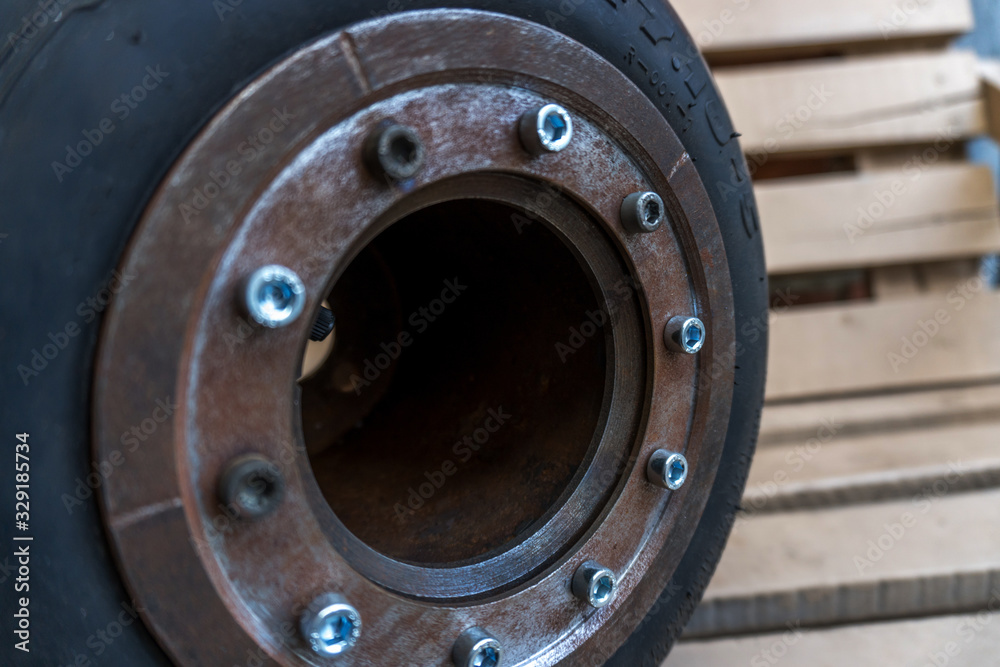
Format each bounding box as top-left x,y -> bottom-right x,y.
666,0 -> 1000,664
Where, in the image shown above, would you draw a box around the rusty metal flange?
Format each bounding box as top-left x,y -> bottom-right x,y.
93,9 -> 734,666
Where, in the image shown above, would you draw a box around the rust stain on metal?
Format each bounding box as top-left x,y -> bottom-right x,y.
92,9 -> 735,666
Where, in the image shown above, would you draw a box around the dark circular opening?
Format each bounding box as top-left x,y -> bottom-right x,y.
668,459 -> 686,485
542,110 -> 568,143
593,575 -> 614,604
389,134 -> 419,168
643,199 -> 661,226
301,199 -> 608,565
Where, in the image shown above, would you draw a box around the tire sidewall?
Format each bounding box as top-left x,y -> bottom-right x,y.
0,1 -> 764,664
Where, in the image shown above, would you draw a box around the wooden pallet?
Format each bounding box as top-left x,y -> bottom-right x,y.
666,0 -> 1000,663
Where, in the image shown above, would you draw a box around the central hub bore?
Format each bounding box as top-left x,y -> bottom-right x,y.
303,199 -> 608,564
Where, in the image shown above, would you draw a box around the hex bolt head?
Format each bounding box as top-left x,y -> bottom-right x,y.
571,560 -> 617,609
647,449 -> 689,491
519,104 -> 573,155
452,627 -> 502,667
300,593 -> 362,657
663,315 -> 706,354
621,191 -> 667,233
363,122 -> 426,181
244,265 -> 306,329
217,453 -> 285,520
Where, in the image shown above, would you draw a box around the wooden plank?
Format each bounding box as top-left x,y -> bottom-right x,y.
921,259 -> 983,292
757,164 -> 1000,274
981,59 -> 1000,143
683,488 -> 1000,637
668,611 -> 1000,667
672,0 -> 974,59
759,383 -> 1000,445
871,266 -> 922,299
766,289 -> 1000,401
745,420 -> 1000,512
716,51 -> 986,155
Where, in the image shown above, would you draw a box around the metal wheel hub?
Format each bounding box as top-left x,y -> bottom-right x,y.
94,9 -> 734,666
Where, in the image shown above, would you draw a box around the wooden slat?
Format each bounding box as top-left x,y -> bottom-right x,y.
672,0 -> 973,59
759,383 -> 1000,445
668,612 -> 1000,667
745,420 -> 1000,512
758,164 -> 1000,274
981,59 -> 1000,143
871,265 -> 922,299
684,488 -> 1000,637
716,51 -> 985,155
766,290 -> 1000,401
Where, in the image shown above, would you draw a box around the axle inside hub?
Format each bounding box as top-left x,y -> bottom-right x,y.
303,199 -> 610,564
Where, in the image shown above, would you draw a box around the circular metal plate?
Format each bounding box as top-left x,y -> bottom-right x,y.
94,9 -> 734,665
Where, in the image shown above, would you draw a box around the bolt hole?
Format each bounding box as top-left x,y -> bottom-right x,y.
684,324 -> 702,348
542,110 -> 568,144
258,281 -> 296,319
593,575 -> 615,605
317,614 -> 356,650
643,199 -> 661,226
472,647 -> 500,667
668,459 -> 686,486
237,471 -> 279,513
389,134 -> 419,168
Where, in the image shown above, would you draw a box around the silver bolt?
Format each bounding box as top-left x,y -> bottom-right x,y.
217,453 -> 285,520
571,560 -> 617,609
452,627 -> 502,667
300,593 -> 362,657
647,449 -> 688,491
519,104 -> 573,155
663,315 -> 706,354
244,265 -> 306,328
621,191 -> 666,233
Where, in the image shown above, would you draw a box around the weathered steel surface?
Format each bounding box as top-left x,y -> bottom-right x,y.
93,9 -> 734,666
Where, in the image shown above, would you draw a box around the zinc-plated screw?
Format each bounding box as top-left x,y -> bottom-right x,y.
217,453 -> 285,520
519,104 -> 573,155
363,122 -> 425,181
244,265 -> 306,329
621,191 -> 666,233
647,449 -> 689,491
452,627 -> 502,667
571,561 -> 617,609
300,593 -> 362,657
663,315 -> 706,354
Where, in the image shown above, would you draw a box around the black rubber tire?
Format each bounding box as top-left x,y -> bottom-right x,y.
0,1 -> 765,664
